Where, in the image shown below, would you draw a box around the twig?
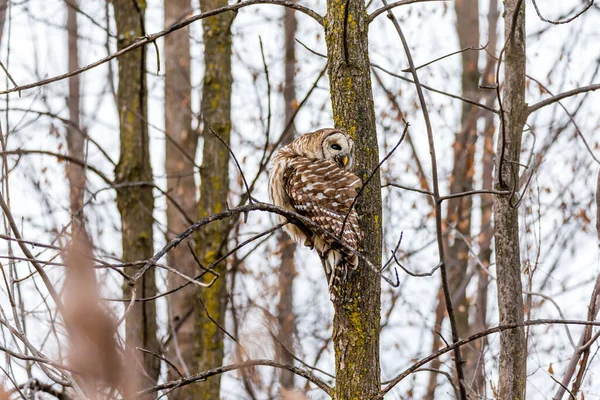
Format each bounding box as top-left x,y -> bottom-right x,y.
341,122 -> 408,234
0,1 -> 323,96
209,127 -> 254,204
528,83 -> 600,114
131,202 -> 393,286
531,0 -> 594,25
377,319 -> 600,399
368,0 -> 449,22
295,38 -> 499,114
137,347 -> 184,379
138,359 -> 333,396
400,43 -> 488,72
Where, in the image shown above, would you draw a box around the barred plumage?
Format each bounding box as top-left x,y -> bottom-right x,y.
268,128 -> 362,300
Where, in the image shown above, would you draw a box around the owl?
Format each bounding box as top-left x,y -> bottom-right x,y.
269,128 -> 362,299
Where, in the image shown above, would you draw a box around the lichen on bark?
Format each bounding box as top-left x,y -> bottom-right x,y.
192,1 -> 234,398
325,1 -> 382,398
112,0 -> 159,392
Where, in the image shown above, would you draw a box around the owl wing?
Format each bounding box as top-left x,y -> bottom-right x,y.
284,157 -> 362,263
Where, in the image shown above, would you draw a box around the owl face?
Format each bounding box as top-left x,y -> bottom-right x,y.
321,131 -> 354,170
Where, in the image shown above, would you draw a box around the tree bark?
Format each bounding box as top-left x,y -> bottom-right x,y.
276,3 -> 298,392
193,1 -> 234,398
164,0 -> 197,398
112,0 -> 159,392
66,0 -> 89,240
325,1 -> 382,398
494,1 -> 527,398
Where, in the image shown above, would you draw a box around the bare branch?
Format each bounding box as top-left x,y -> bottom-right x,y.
0,1 -> 323,96
138,359 -> 333,396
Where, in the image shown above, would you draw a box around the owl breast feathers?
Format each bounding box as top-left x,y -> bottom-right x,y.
268,128 -> 362,299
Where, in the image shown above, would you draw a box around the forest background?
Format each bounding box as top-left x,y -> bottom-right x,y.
0,0 -> 599,399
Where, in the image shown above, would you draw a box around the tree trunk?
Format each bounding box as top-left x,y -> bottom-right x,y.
164,0 -> 197,398
325,1 -> 382,398
0,0 -> 7,44
276,3 -> 298,392
193,2 -> 234,398
494,0 -> 527,398
426,1 -> 480,396
66,0 -> 89,240
448,0 -> 480,392
468,1 -> 500,396
112,0 -> 159,392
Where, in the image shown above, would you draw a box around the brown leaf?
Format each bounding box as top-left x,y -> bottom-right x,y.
63,236 -> 124,396
548,363 -> 554,374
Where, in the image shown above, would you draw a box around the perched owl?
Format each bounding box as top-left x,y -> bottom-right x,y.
269,128 -> 362,299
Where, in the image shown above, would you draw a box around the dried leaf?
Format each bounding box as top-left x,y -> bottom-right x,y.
63,236 -> 124,396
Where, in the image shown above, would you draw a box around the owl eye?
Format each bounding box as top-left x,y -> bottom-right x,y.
331,144 -> 342,151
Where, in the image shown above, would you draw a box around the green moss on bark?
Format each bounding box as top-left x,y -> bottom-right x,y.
325,1 -> 382,399
191,1 -> 234,398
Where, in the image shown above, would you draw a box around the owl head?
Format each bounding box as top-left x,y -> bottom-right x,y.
290,128 -> 355,170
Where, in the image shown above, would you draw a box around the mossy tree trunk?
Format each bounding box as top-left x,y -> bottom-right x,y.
324,1 -> 382,398
494,0 -> 527,398
276,4 -> 298,392
193,1 -> 234,398
112,0 -> 160,392
164,0 -> 197,398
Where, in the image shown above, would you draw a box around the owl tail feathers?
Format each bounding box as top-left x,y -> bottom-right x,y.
321,250 -> 351,302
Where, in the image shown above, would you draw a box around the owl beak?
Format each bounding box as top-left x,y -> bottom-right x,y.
341,155 -> 349,167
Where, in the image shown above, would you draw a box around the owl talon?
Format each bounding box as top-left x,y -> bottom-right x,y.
304,238 -> 314,249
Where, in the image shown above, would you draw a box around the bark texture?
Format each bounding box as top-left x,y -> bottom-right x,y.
276,4 -> 298,392
193,2 -> 234,398
112,0 -> 160,391
494,1 -> 527,398
66,0 -> 88,238
164,0 -> 197,398
325,1 -> 382,398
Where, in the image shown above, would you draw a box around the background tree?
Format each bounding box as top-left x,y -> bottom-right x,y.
276,3 -> 299,393
0,1 -> 598,399
193,1 -> 234,398
112,0 -> 160,390
164,0 -> 197,398
494,0 -> 527,397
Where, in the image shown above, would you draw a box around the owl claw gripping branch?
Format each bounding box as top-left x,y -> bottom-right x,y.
268,128 -> 363,301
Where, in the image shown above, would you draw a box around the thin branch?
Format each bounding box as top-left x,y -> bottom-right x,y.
527,83 -> 600,115
0,1 -> 323,96
400,43 -> 488,72
341,123 -> 408,234
381,2 -> 467,398
137,347 -> 184,379
209,127 -> 254,203
131,202 -> 390,286
531,0 -> 594,25
295,38 -> 499,114
368,0 -> 449,23
138,359 -> 333,396
377,319 -> 600,399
